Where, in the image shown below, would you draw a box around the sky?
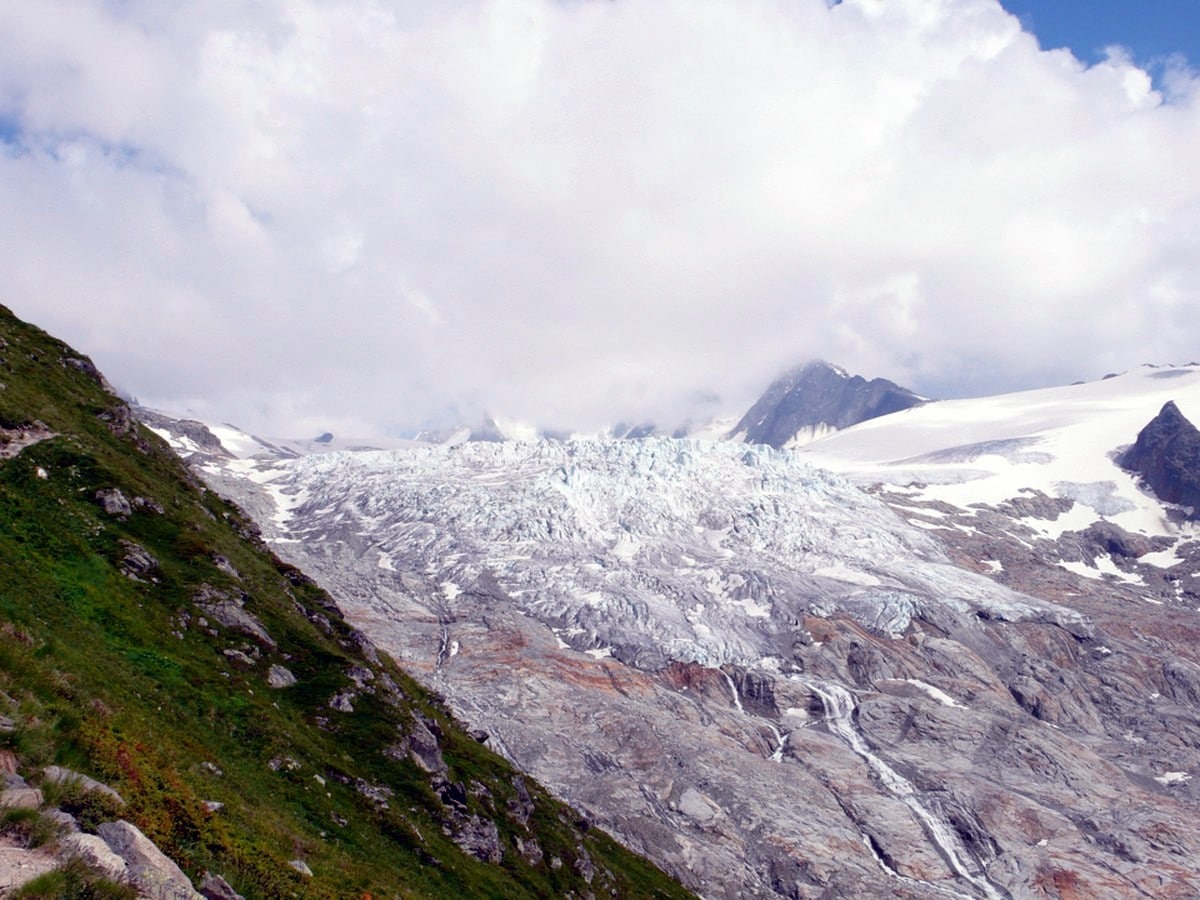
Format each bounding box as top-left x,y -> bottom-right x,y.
1,0 -> 1198,438
1002,1 -> 1200,72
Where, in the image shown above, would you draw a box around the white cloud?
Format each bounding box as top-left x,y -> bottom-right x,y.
0,0 -> 1197,435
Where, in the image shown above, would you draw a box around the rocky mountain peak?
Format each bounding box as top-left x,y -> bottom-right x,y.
730,360 -> 925,449
1120,400 -> 1200,518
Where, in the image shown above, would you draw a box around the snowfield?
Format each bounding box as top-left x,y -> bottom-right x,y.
800,364 -> 1200,542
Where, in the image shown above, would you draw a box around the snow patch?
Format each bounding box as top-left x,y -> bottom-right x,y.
880,678 -> 969,709
813,564 -> 881,587
1060,556 -> 1144,585
1141,546 -> 1184,569
1155,771 -> 1192,786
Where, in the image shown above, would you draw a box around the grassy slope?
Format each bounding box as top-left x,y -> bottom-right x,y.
0,305 -> 693,899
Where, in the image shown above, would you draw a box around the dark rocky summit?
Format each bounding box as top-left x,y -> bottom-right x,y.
731,361 -> 925,448
1120,401 -> 1200,517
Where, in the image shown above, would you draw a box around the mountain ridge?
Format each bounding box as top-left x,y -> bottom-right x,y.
729,360 -> 926,449
0,304 -> 691,898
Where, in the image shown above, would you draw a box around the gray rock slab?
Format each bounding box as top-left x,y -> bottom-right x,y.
60,832 -> 128,881
43,765 -> 125,806
199,870 -> 245,900
98,820 -> 201,899
0,787 -> 41,809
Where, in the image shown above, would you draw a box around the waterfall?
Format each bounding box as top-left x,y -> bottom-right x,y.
723,670 -> 786,763
722,671 -> 746,714
765,720 -> 785,763
804,679 -> 1003,900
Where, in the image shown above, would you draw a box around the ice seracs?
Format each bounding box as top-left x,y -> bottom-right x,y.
253,438 -> 1079,671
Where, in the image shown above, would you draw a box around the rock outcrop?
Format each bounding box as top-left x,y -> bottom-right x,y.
97,820 -> 204,898
1120,400 -> 1200,517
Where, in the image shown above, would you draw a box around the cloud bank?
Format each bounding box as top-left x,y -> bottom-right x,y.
0,0 -> 1197,435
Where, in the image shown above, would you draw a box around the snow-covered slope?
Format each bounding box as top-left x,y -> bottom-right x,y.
136,406 -> 423,460
801,365 -> 1200,538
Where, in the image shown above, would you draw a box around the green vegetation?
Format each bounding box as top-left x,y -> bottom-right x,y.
12,856 -> 138,900
0,306 -> 693,898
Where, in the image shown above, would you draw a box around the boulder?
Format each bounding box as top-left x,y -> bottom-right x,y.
95,488 -> 132,518
221,648 -> 255,667
45,809 -> 78,832
198,871 -> 245,900
194,587 -> 276,649
267,664 -> 296,688
507,776 -> 535,829
403,715 -> 448,775
0,842 -> 58,891
516,836 -> 544,866
0,787 -> 40,809
43,766 -> 125,806
450,815 -> 503,864
119,540 -> 160,581
97,820 -> 201,899
346,666 -> 375,689
60,832 -> 128,881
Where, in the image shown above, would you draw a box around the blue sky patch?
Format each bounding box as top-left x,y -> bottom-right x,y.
1002,0 -> 1199,72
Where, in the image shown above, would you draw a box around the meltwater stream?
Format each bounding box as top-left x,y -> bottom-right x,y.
803,680 -> 1004,900
723,671 -> 785,762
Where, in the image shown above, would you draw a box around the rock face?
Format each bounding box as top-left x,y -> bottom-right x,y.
1120,400 -> 1200,517
730,361 -> 925,448
134,407 -> 237,458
